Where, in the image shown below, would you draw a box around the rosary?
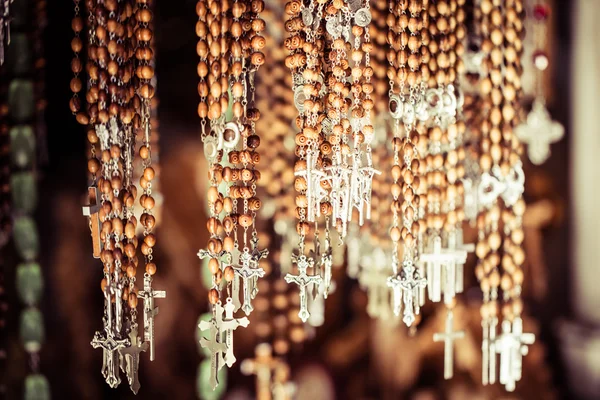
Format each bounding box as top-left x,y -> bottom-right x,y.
70,0 -> 165,393
58,0 -> 552,395
195,0 -> 269,390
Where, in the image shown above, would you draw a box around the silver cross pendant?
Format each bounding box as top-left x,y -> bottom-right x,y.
515,97 -> 564,165
285,253 -> 322,322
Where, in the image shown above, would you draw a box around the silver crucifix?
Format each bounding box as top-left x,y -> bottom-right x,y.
387,260 -> 427,326
234,250 -> 266,315
137,275 -> 166,361
91,325 -> 130,389
285,253 -> 322,323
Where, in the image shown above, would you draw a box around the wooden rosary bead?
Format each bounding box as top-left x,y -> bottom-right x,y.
208,258 -> 220,275
223,236 -> 235,252
208,289 -> 220,305
239,214 -> 253,228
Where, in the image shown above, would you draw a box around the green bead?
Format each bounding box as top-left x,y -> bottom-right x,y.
7,34 -> 32,75
16,263 -> 43,306
195,313 -> 213,357
14,217 -> 39,261
20,307 -> 45,353
196,359 -> 226,400
8,79 -> 35,123
10,125 -> 36,169
201,257 -> 213,290
24,374 -> 51,400
11,172 -> 38,214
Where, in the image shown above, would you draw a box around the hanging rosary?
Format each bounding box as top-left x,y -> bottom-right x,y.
195,0 -> 268,390
70,0 -> 165,393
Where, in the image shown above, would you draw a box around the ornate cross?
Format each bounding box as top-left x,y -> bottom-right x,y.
285,253 -> 322,322
216,299 -> 250,367
82,186 -> 102,258
515,98 -> 564,165
198,317 -> 227,390
91,326 -> 130,389
433,310 -> 465,379
118,327 -> 148,394
137,275 -> 166,361
234,250 -> 266,315
388,260 -> 427,326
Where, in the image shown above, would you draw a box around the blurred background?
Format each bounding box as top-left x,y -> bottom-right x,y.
1,0 -> 599,399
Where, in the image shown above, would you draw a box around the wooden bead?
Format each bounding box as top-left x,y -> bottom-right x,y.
208,289 -> 219,304
129,293 -> 138,308
146,262 -> 157,275
239,214 -> 253,227
224,266 -> 235,282
208,258 -> 220,275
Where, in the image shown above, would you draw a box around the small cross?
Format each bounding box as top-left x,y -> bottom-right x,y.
285,253 -> 322,323
216,299 -> 250,367
433,310 -> 465,379
516,98 -> 564,165
137,275 -> 166,361
82,186 -> 102,258
387,260 -> 427,326
198,317 -> 228,390
234,250 -> 266,315
118,327 -> 148,394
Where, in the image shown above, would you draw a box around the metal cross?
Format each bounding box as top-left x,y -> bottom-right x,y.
198,318 -> 227,390
234,250 -> 266,315
447,229 -> 474,294
510,317 -> 535,383
387,260 -> 427,326
216,299 -> 250,367
294,150 -> 326,222
494,318 -> 535,391
91,326 -> 130,389
137,275 -> 166,361
82,186 -> 102,258
231,246 -> 242,312
118,327 -> 148,394
285,253 -> 322,322
515,98 -> 564,165
421,236 -> 466,304
433,310 -> 465,379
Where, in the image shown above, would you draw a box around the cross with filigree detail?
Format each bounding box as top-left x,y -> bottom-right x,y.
285,253 -> 322,322
234,250 -> 265,315
516,98 -> 564,165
